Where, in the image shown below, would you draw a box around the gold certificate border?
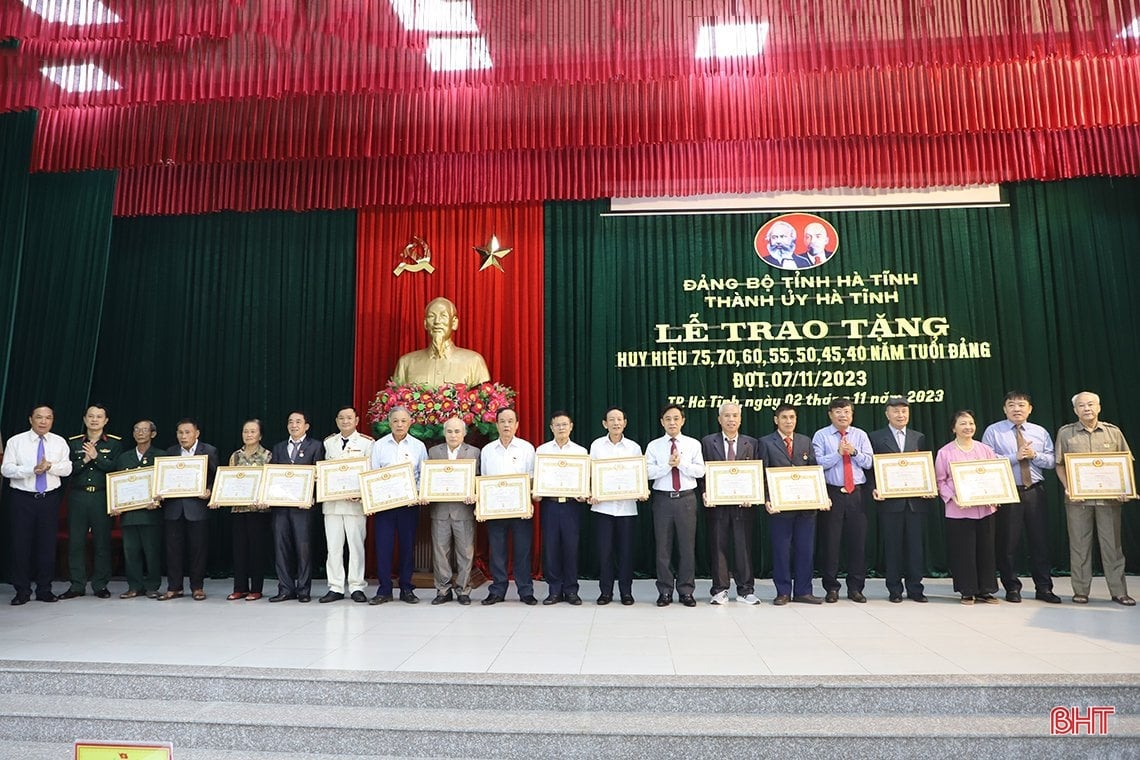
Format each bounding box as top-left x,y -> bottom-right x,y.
590,456 -> 649,502
872,451 -> 938,499
1065,452 -> 1137,500
420,459 -> 477,502
106,469 -> 156,514
360,461 -> 418,515
475,473 -> 533,520
705,460 -> 765,506
532,453 -> 591,498
208,466 -> 264,507
316,457 -> 369,502
152,455 -> 208,498
766,465 -> 828,511
949,459 -> 1019,507
259,464 -> 317,508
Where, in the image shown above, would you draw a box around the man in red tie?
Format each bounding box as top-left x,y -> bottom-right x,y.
811,398 -> 874,603
646,404 -> 705,607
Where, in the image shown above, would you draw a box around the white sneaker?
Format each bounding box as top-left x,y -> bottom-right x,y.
710,591 -> 729,605
737,593 -> 760,605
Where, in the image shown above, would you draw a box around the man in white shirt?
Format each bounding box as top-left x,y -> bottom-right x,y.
2,405 -> 73,605
426,417 -> 481,605
480,407 -> 537,605
319,406 -> 373,603
369,406 -> 428,604
536,411 -> 589,605
588,407 -> 643,605
646,404 -> 705,607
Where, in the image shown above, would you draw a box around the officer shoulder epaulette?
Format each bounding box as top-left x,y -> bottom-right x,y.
69,434 -> 84,440
359,433 -> 374,441
107,434 -> 122,440
324,432 -> 339,442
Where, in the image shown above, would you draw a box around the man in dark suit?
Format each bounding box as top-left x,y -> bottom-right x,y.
868,397 -> 931,603
158,418 -> 218,601
269,411 -> 322,603
426,417 -> 481,605
700,402 -> 762,605
760,404 -> 824,605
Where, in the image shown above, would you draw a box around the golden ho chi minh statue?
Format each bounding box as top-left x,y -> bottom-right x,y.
391,297 -> 491,387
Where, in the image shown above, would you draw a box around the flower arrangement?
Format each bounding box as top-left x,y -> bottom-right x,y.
367,381 -> 517,440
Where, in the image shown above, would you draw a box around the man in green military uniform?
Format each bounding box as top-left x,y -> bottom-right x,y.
113,420 -> 164,598
60,404 -> 122,599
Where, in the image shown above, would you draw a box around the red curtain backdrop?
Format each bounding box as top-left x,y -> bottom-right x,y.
354,203 -> 546,447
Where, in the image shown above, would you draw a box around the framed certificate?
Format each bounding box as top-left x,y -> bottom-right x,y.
766,466 -> 828,511
360,462 -> 418,515
153,455 -> 209,498
420,459 -> 477,502
259,464 -> 316,507
949,459 -> 1020,507
1064,452 -> 1137,500
106,469 -> 156,514
475,473 -> 533,520
209,467 -> 264,507
316,457 -> 368,502
704,461 -> 764,506
873,452 -> 937,498
532,453 -> 590,499
590,456 -> 649,502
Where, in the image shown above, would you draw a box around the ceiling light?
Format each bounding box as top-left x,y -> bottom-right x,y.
20,0 -> 121,25
389,0 -> 479,33
1120,17 -> 1140,38
425,36 -> 492,72
695,21 -> 769,59
41,62 -> 121,92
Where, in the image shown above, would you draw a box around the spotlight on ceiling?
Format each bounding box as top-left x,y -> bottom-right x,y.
40,62 -> 121,92
389,0 -> 479,33
20,0 -> 121,25
695,21 -> 770,59
425,35 -> 492,71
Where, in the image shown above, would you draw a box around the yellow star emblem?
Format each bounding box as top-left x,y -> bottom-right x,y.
473,234 -> 512,272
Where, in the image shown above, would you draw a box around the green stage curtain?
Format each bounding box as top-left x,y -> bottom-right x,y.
545,179 -> 1140,583
0,110 -> 36,420
89,210 -> 357,578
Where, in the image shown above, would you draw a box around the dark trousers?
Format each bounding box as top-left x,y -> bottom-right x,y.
819,485 -> 867,594
595,512 -> 635,597
373,504 -> 419,595
652,490 -> 697,597
487,517 -> 534,598
881,508 -> 926,598
232,510 -> 270,594
995,484 -> 1053,593
67,489 -> 112,593
165,517 -> 208,592
707,505 -> 755,596
121,523 -> 163,593
541,498 -> 581,596
946,514 -> 997,596
10,488 -> 63,599
770,510 -> 816,598
272,507 -> 313,596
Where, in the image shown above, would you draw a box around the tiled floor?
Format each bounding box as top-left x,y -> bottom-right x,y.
2,577 -> 1138,676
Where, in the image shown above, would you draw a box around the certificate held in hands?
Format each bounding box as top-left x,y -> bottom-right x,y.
209,467 -> 264,508
360,462 -> 418,515
475,473 -> 532,521
260,464 -> 317,508
704,461 -> 764,506
1064,452 -> 1137,500
106,469 -> 156,514
316,457 -> 369,502
949,459 -> 1019,507
419,459 -> 477,502
153,455 -> 209,498
872,452 -> 937,499
590,456 -> 649,502
766,466 -> 829,511
532,454 -> 590,499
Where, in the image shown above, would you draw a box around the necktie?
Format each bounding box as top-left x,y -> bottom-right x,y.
896,429 -> 906,452
840,431 -> 855,492
1014,424 -> 1032,487
670,438 -> 681,491
290,441 -> 300,463
35,436 -> 47,494
785,437 -> 793,459
726,438 -> 736,461
341,437 -> 349,450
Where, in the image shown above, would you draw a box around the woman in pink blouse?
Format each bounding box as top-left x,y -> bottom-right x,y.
935,409 -> 1000,605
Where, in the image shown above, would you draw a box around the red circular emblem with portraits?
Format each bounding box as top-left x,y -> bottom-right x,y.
754,213 -> 839,271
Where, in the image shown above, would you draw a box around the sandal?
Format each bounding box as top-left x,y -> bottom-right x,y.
226,592 -> 247,601
192,589 -> 207,601
157,590 -> 183,601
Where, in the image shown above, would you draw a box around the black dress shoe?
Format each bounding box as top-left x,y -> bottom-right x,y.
94,589 -> 111,599
542,594 -> 563,605
10,596 -> 29,606
268,593 -> 296,603
656,594 -> 672,607
825,590 -> 839,603
910,594 -> 928,603
297,594 -> 311,603
36,593 -> 58,603
679,594 -> 696,607
319,591 -> 344,603
481,594 -> 504,606
351,591 -> 368,603
848,591 -> 867,603
520,595 -> 538,605
888,594 -> 903,603
597,594 -> 613,605
620,595 -> 635,606
565,593 -> 583,606
369,594 -> 393,605
1035,591 -> 1062,604
400,590 -> 419,604
773,594 -> 790,606
431,591 -> 454,605
59,589 -> 84,600
457,594 -> 471,605
1006,590 -> 1022,603
792,594 -> 823,605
